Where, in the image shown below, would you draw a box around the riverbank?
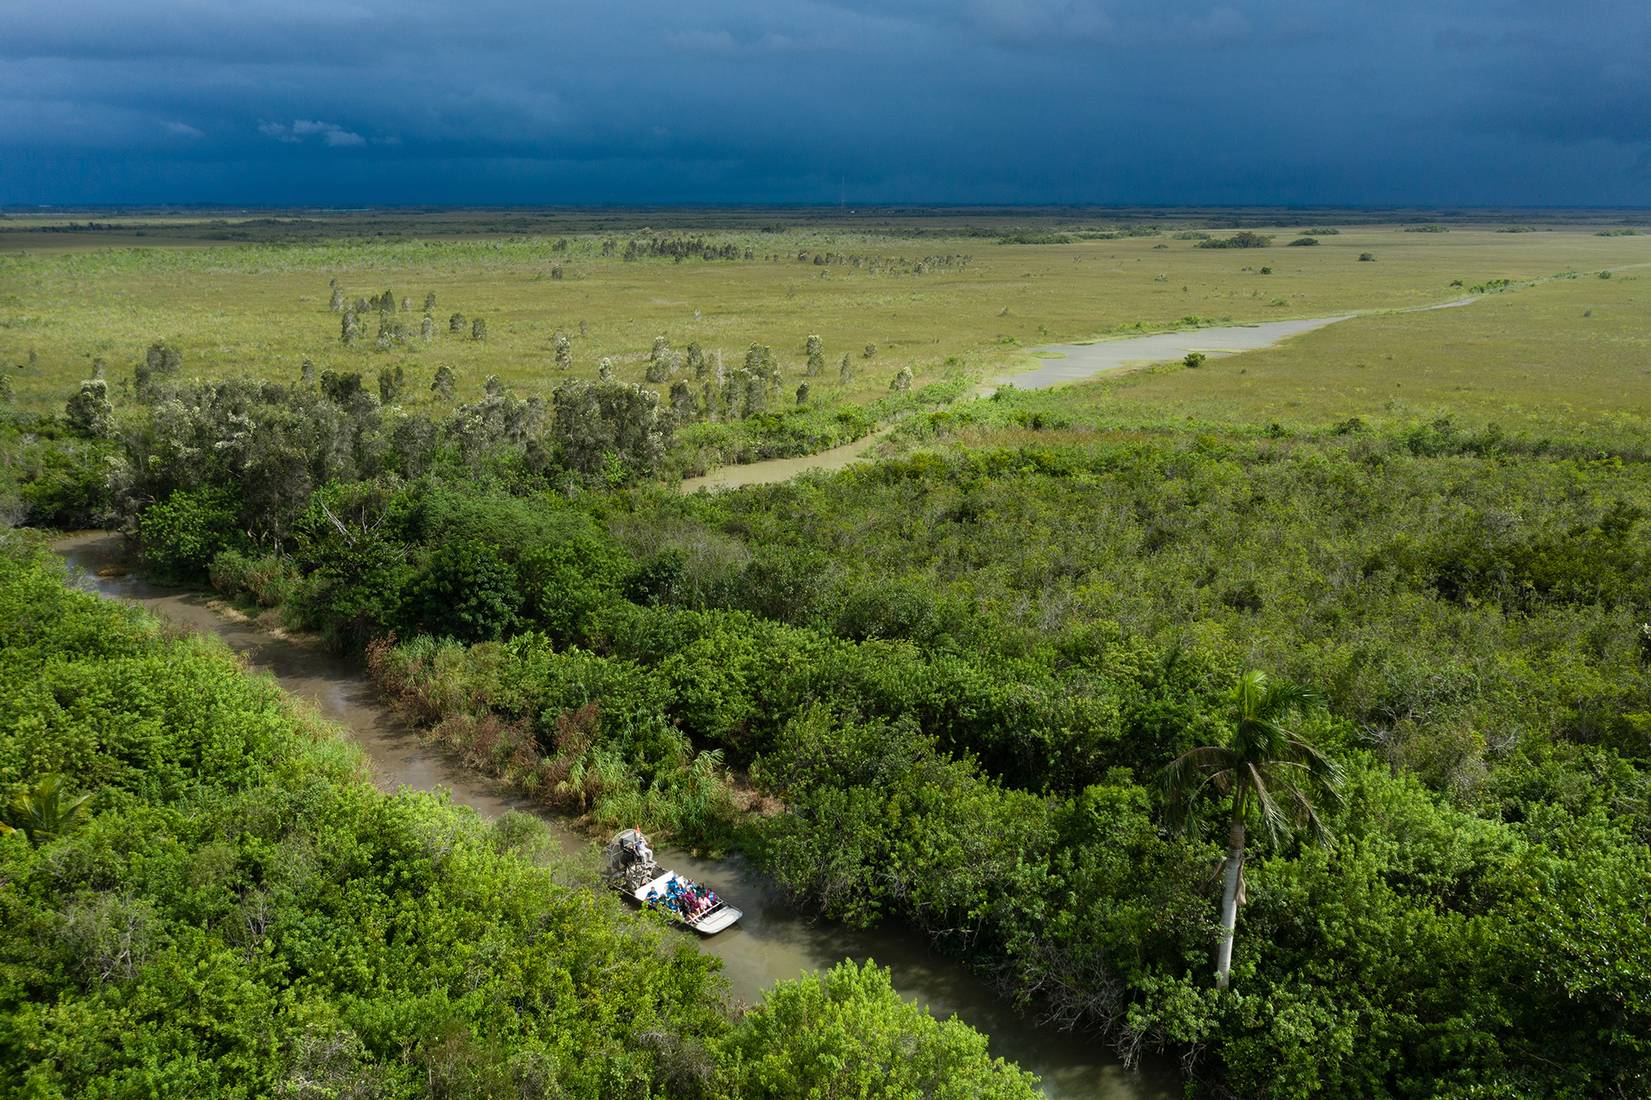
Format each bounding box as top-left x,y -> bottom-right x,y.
50,530 -> 1176,1100
1000,314 -> 1354,391
679,294 -> 1489,492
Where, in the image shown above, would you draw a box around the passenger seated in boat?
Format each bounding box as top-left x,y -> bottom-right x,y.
667,878 -> 699,918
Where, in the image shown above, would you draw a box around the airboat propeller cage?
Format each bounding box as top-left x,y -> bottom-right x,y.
607,827 -> 655,873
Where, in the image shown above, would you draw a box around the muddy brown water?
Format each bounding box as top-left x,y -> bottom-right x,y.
51,531 -> 1174,1100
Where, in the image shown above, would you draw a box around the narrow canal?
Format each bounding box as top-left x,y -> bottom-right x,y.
54,531 -> 1177,1100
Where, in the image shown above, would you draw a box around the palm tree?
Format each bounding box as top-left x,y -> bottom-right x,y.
3,775 -> 95,843
1160,670 -> 1343,989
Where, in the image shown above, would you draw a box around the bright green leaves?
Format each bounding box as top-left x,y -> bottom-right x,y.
714,960 -> 1039,1100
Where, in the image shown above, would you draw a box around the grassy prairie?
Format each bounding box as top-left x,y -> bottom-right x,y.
962,268 -> 1651,447
3,220 -> 1648,414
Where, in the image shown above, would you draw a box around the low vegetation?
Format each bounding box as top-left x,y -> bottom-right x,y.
18,406 -> 1648,1093
0,538 -> 1036,1098
1066,270 -> 1651,441
1196,231 -> 1273,249
5,211 -> 1651,1098
6,219 -> 1647,422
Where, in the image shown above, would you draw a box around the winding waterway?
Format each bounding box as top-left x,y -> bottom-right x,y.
1000,314 -> 1355,391
52,531 -> 1175,1100
678,425 -> 895,493
681,297 -> 1483,492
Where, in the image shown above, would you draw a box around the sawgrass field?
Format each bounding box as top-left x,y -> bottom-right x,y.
3,211 -> 1648,426
956,266 -> 1651,452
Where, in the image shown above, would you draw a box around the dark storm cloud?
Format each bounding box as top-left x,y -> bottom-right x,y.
1,0 -> 1647,205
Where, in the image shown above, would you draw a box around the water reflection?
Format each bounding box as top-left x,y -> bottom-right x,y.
1001,315 -> 1354,391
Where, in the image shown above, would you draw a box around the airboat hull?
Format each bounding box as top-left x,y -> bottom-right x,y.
606,832 -> 743,936
624,871 -> 743,935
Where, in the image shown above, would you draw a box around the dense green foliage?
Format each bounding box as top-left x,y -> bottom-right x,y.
0,542 -> 1034,1098
623,429 -> 1651,1095
7,215 -> 1650,1097
716,960 -> 1037,1099
0,413 -> 116,529
0,543 -> 723,1097
27,398 -> 1650,1095
211,433 -> 1644,1096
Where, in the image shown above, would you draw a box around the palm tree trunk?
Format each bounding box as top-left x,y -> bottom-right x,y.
1214,816 -> 1246,989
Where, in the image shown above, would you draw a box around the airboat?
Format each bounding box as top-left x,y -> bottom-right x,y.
603,828 -> 743,936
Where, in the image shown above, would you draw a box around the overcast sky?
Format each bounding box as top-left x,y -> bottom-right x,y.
3,0 -> 1647,207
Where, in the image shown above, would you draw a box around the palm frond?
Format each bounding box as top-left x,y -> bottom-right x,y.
1162,669 -> 1344,850
1259,680 -> 1327,722
1232,669 -> 1270,720
1246,763 -> 1292,848
4,775 -> 94,843
1166,745 -> 1237,775
1285,731 -> 1345,782
1267,752 -> 1346,799
1280,782 -> 1334,847
1158,746 -> 1238,834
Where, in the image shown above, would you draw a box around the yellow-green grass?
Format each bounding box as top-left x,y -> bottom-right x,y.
957,270 -> 1651,448
3,225 -> 1648,416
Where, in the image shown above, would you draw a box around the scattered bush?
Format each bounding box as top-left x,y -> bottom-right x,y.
1198,232 -> 1273,250
431,364 -> 456,400
63,381 -> 113,438
134,342 -> 182,396
137,486 -> 241,577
